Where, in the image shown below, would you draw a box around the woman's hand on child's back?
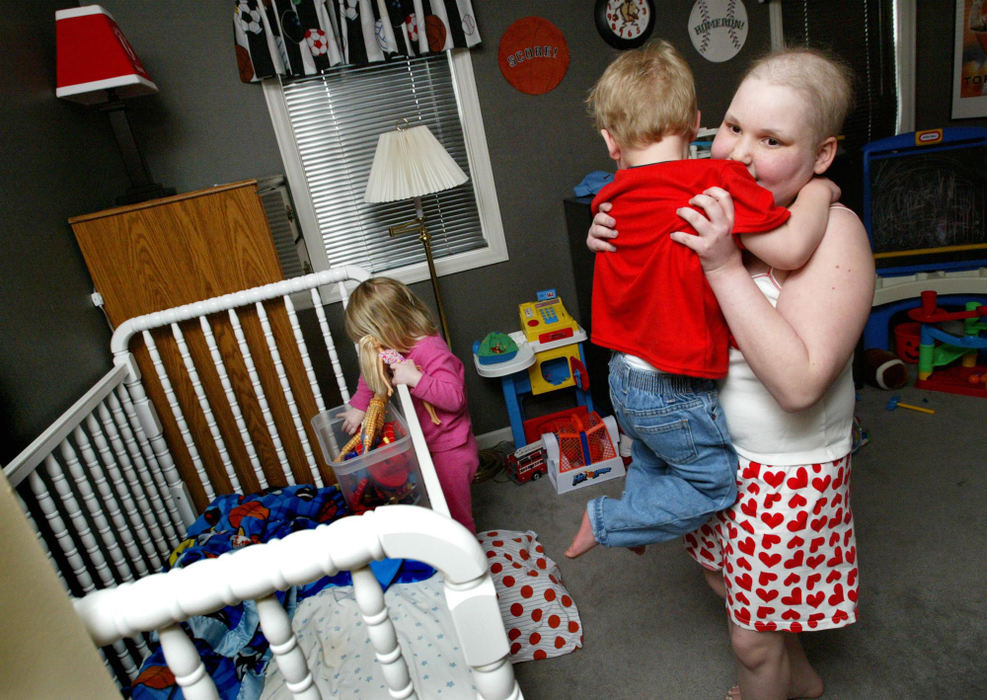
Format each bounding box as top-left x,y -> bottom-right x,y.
672,187 -> 744,276
340,406 -> 366,435
390,358 -> 423,388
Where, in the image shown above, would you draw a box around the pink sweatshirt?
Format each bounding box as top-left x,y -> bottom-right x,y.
349,334 -> 474,452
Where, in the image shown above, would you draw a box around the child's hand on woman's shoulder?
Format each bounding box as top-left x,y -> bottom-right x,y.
672,187 -> 744,276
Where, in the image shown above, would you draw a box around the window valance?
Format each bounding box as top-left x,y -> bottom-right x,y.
234,0 -> 481,81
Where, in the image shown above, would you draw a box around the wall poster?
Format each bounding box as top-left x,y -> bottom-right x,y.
953,0 -> 987,118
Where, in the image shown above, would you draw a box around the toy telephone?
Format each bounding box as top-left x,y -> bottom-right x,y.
519,289 -> 579,344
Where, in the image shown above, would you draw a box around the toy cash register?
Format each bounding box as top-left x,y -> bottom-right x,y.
472,289 -> 593,447
517,290 -> 588,398
519,289 -> 580,344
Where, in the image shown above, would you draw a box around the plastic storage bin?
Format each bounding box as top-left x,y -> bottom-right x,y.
312,403 -> 431,513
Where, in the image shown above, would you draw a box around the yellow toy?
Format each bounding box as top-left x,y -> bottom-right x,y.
518,292 -> 584,396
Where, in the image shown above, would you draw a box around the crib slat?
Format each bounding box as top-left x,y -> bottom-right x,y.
199,315 -> 268,489
284,294 -> 327,420
159,624 -> 219,700
111,383 -> 189,535
228,307 -> 293,485
171,321 -> 243,493
352,566 -> 415,699
68,425 -> 149,579
255,595 -> 321,700
46,448 -> 116,588
86,409 -> 161,570
144,330 -> 216,504
310,286 -> 350,405
255,300 -> 322,484
99,394 -> 174,564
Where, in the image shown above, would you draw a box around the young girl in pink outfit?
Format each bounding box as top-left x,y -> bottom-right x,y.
340,277 -> 478,532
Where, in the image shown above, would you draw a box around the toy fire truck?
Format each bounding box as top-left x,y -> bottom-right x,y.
505,440 -> 548,484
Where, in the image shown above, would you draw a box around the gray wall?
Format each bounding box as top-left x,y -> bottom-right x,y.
916,1 -> 987,131
3,1 -> 982,461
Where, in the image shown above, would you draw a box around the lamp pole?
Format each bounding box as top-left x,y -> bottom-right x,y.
389,196 -> 451,345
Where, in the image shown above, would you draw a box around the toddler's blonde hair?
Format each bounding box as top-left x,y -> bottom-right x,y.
345,276 -> 438,354
743,47 -> 855,144
587,39 -> 697,150
345,277 -> 438,396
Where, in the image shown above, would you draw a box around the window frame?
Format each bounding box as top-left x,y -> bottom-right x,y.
261,49 -> 507,293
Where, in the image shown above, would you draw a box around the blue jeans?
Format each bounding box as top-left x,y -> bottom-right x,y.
588,354 -> 738,548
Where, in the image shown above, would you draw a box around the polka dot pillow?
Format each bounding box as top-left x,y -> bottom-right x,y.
478,529 -> 583,662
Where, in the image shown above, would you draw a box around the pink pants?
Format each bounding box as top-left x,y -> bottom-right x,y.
430,433 -> 479,533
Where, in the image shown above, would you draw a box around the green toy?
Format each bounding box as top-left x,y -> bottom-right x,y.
476,332 -> 518,364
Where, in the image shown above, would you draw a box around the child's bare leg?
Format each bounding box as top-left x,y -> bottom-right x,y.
564,510 -> 597,558
781,633 -> 823,699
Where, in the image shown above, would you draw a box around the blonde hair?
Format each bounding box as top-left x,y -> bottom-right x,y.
743,47 -> 855,144
587,39 -> 697,150
345,278 -> 438,390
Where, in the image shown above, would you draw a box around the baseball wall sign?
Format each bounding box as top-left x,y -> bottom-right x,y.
688,0 -> 748,63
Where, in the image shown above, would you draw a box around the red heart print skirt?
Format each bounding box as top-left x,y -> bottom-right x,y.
684,454 -> 858,632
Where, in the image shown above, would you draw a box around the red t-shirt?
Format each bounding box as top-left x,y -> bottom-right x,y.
590,159 -> 790,378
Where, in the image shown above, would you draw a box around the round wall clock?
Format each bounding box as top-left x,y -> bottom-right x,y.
595,0 -> 656,50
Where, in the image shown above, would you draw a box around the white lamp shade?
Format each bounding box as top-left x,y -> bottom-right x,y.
364,125 -> 468,203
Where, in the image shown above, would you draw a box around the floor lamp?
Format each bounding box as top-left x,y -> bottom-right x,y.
363,123 -> 468,345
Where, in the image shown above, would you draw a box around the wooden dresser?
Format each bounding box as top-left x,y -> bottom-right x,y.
70,181 -> 332,508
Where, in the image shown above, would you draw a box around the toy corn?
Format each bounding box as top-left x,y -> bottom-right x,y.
335,393 -> 387,461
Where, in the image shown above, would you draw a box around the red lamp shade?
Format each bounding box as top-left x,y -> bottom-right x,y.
56,5 -> 157,105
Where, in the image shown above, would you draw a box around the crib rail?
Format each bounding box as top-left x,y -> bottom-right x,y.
74,506 -> 521,700
4,363 -> 182,680
109,265 -> 374,523
5,265 -> 451,691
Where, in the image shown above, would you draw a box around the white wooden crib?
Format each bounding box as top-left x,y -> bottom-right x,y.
4,266 -> 521,699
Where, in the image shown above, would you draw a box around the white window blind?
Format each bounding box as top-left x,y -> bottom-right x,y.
265,51 -> 505,280
779,0 -> 900,153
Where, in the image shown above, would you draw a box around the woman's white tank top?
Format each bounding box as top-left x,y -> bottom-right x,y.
718,269 -> 855,464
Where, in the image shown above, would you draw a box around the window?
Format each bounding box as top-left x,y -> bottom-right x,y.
776,0 -> 902,152
770,0 -> 914,212
262,50 -> 506,286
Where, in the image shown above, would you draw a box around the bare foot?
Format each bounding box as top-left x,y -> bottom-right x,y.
724,679 -> 824,700
564,511 -> 597,558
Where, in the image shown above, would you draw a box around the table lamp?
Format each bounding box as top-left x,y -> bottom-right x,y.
363,122 -> 468,344
56,4 -> 175,205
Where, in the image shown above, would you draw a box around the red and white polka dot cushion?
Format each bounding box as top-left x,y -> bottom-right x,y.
478,529 -> 583,662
